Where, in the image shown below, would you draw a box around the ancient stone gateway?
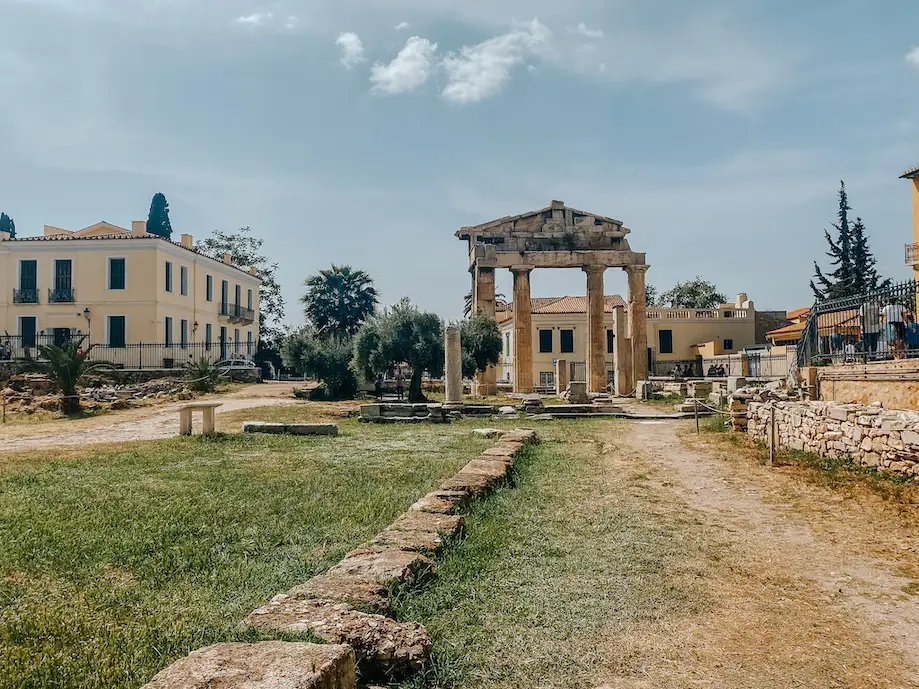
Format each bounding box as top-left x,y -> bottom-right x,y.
457,200 -> 649,395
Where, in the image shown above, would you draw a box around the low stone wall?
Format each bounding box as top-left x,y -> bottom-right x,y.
746,400 -> 919,477
818,359 -> 919,411
143,428 -> 538,687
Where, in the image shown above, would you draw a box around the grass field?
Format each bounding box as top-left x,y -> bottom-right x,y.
394,420 -> 714,689
0,418 -> 487,689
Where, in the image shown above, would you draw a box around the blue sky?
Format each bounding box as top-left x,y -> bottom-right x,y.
2,0 -> 919,325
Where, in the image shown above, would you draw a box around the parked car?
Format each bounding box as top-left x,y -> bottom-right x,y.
215,357 -> 258,372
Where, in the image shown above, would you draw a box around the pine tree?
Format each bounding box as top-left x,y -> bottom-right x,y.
811,181 -> 856,301
850,216 -> 889,293
146,193 -> 173,239
0,212 -> 15,238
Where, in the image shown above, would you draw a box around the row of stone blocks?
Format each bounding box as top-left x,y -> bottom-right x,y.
142,428 -> 538,688
243,422 -> 340,436
358,403 -> 449,424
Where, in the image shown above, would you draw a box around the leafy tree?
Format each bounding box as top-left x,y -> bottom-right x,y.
196,227 -> 286,366
645,284 -> 661,307
146,192 -> 173,239
459,312 -> 503,379
282,328 -> 358,400
302,265 -> 378,338
353,298 -> 444,402
36,336 -> 110,415
850,216 -> 889,294
0,212 -> 15,238
658,277 -> 727,309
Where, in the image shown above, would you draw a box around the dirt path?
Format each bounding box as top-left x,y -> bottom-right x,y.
603,420 -> 919,688
0,383 -> 300,454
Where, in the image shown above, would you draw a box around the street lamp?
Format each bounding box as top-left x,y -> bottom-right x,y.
83,308 -> 91,344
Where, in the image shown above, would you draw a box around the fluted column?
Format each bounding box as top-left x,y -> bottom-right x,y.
613,305 -> 632,396
584,265 -> 607,393
473,267 -> 497,395
511,267 -> 533,393
627,265 -> 650,385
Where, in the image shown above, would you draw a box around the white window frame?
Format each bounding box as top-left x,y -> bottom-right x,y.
106,256 -> 127,291
17,315 -> 39,345
205,323 -> 213,350
180,319 -> 189,348
105,315 -> 128,347
17,258 -> 39,292
234,328 -> 240,353
50,258 -> 74,292
247,331 -> 254,355
180,265 -> 188,296
165,261 -> 173,293
165,316 -> 174,345
206,275 -> 213,302
247,289 -> 253,310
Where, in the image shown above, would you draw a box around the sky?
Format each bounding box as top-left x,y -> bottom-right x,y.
2,0 -> 919,327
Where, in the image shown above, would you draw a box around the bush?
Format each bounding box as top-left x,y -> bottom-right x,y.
184,358 -> 222,393
282,329 -> 359,400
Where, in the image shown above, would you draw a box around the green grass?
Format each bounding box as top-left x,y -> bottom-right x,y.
0,420 -> 487,689
393,421 -> 715,689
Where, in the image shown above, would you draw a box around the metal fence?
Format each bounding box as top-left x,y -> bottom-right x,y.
650,359 -> 697,377
0,335 -> 255,370
569,361 -> 587,382
797,279 -> 919,366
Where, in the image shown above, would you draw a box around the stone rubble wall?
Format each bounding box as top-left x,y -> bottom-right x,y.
745,400 -> 919,477
142,428 -> 538,688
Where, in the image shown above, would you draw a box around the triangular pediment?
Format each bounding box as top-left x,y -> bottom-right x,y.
75,221 -> 130,237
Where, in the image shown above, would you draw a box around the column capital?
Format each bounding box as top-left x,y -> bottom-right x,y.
625,264 -> 650,274
510,265 -> 533,276
582,264 -> 606,276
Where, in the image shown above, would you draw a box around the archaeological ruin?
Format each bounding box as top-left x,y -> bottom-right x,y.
458,200 -> 649,395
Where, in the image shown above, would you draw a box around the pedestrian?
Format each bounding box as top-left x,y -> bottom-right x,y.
395,367 -> 405,401
906,313 -> 919,354
859,298 -> 882,357
374,373 -> 384,401
882,297 -> 906,359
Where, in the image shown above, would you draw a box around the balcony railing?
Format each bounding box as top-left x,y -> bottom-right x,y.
48,287 -> 75,303
13,288 -> 39,304
219,302 -> 256,324
906,243 -> 919,266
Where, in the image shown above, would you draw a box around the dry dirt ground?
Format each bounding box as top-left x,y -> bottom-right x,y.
599,420 -> 919,689
0,382 -> 302,454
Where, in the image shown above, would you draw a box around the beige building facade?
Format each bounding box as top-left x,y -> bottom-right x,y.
0,220 -> 260,361
497,294 -> 756,389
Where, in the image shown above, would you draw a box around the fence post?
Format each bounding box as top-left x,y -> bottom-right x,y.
695,398 -> 700,434
769,406 -> 776,466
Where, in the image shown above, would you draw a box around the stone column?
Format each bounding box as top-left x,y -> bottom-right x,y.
511,267 -> 534,393
473,266 -> 497,395
555,358 -> 569,397
584,265 -> 607,393
627,265 -> 650,386
613,305 -> 632,396
444,325 -> 463,408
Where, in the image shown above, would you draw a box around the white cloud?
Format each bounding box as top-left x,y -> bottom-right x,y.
442,19 -> 551,104
908,47 -> 919,68
395,22 -> 410,31
577,22 -> 603,39
285,16 -> 300,30
336,31 -> 366,69
371,36 -> 438,95
235,12 -> 273,26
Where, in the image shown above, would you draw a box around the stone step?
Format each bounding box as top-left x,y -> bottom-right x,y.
142,642 -> 355,689
370,512 -> 465,555
328,547 -> 435,587
242,422 -> 339,436
408,489 -> 471,514
243,598 -> 430,680
285,573 -> 391,614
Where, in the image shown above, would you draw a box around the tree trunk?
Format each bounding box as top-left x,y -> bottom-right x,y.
61,391 -> 81,416
408,368 -> 426,402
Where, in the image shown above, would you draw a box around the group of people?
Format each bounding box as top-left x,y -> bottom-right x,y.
837,297 -> 919,362
374,368 -> 407,401
706,363 -> 728,377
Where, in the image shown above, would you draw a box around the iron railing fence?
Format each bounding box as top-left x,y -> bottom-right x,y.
0,335 -> 256,370
569,361 -> 587,382
12,289 -> 39,304
797,279 -> 919,366
650,359 -> 698,377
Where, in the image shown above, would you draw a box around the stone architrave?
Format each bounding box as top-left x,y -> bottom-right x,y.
555,358 -> 569,397
613,304 -> 632,396
627,265 -> 649,385
473,267 -> 497,395
444,326 -> 463,408
584,265 -> 607,393
511,267 -> 534,394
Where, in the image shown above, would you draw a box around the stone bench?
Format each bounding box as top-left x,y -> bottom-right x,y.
178,402 -> 222,436
242,422 -> 339,436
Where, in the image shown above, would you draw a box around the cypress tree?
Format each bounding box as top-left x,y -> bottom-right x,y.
146,193 -> 173,239
0,212 -> 15,238
811,181 -> 856,301
850,216 -> 888,293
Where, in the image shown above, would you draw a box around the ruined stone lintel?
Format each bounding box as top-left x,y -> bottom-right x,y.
511,267 -> 534,394
470,245 -> 646,270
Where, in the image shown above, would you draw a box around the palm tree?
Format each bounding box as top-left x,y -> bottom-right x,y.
301,265 -> 379,338
463,289 -> 507,318
36,336 -> 110,415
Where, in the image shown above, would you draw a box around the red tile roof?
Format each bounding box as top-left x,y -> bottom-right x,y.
496,295 -> 627,322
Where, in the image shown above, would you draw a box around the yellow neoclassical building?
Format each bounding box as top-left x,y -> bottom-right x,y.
496,293 -> 757,388
0,220 -> 260,362
902,165 -> 919,279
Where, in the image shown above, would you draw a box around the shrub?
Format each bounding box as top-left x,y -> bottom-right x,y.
184,358 -> 222,393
